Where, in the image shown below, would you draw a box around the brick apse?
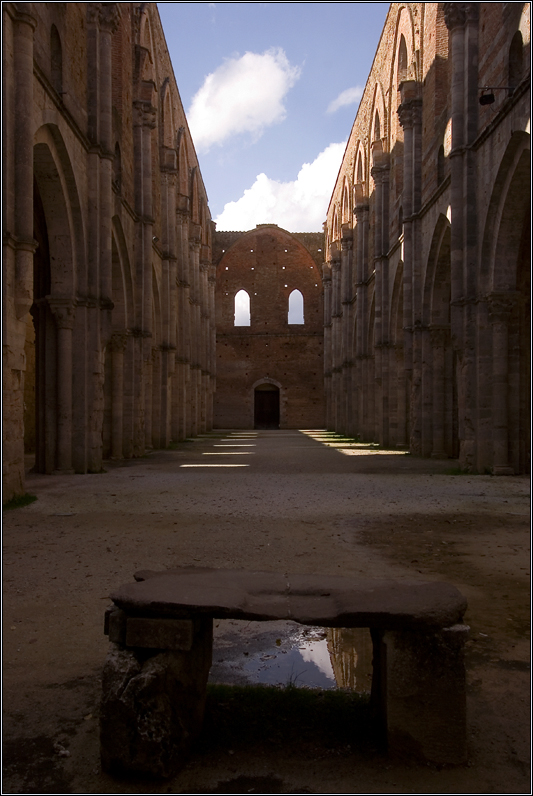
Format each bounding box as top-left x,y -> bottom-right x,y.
213,226 -> 325,430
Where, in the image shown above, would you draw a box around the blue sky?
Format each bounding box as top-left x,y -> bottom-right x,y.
157,2 -> 390,231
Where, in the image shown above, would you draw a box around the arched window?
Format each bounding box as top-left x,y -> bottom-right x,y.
113,143 -> 121,193
234,289 -> 250,326
374,111 -> 381,142
509,31 -> 524,93
50,25 -> 62,94
288,289 -> 304,324
356,155 -> 363,184
398,34 -> 408,82
437,145 -> 445,184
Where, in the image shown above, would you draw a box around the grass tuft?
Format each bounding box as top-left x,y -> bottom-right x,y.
3,493 -> 37,510
197,683 -> 377,754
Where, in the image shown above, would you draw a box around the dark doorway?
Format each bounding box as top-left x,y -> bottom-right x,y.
254,384 -> 280,429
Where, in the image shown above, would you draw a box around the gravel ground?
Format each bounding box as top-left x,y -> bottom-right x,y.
2,430 -> 530,794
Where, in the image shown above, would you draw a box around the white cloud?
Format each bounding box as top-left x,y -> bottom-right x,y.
214,141 -> 347,232
187,48 -> 301,153
327,86 -> 363,114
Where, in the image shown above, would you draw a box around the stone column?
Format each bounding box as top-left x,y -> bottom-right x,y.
110,333 -> 128,460
398,86 -> 422,455
430,327 -> 449,458
174,201 -> 191,441
322,263 -> 333,430
10,5 -> 36,320
331,254 -> 342,431
48,299 -> 76,474
373,624 -> 469,764
444,2 -> 480,471
341,229 -> 354,435
188,234 -> 201,436
371,144 -> 391,447
489,295 -> 515,475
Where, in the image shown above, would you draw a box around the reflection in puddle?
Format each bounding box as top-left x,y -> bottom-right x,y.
210,622 -> 373,692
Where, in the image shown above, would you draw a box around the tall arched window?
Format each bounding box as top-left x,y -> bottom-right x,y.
234,289 -> 250,326
50,25 -> 62,94
113,143 -> 121,193
509,31 -> 524,94
288,289 -> 304,324
437,145 -> 445,185
374,111 -> 381,142
398,34 -> 408,82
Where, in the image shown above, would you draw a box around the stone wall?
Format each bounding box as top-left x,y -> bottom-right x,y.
214,226 -> 325,429
325,2 -> 530,474
2,2 -> 214,500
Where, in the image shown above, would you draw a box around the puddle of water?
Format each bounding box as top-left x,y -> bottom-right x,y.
210,621 -> 373,692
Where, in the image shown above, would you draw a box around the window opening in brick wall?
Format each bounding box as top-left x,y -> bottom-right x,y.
51,25 -> 63,94
288,289 -> 304,324
509,31 -> 524,94
234,289 -> 251,326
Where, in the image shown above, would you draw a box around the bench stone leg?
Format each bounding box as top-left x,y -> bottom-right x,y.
100,616 -> 213,778
373,624 -> 468,764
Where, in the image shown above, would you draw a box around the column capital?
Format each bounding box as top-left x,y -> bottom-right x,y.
5,3 -> 37,29
133,100 -> 156,129
398,97 -> 422,129
443,3 -> 466,31
109,332 -> 128,353
48,297 -> 76,329
99,3 -> 121,33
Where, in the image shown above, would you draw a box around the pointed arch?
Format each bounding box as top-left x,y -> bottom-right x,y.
288,289 -> 304,325
50,24 -> 62,94
160,78 -> 174,149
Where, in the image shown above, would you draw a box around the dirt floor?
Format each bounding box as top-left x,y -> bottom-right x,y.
2,430 -> 531,794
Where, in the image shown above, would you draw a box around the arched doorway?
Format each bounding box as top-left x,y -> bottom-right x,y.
254,383 -> 280,429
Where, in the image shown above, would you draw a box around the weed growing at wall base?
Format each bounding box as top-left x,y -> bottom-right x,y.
3,494 -> 37,510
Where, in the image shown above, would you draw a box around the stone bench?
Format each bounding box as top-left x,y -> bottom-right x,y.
100,567 -> 468,778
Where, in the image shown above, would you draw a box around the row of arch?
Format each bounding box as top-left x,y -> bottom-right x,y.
324,3 -> 530,474
3,2 -> 215,498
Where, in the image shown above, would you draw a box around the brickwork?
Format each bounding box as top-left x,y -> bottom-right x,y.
2,2 -> 214,500
214,226 -> 325,429
325,2 -> 530,474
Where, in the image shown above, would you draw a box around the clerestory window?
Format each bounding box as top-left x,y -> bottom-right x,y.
288,289 -> 304,324
234,289 -> 251,326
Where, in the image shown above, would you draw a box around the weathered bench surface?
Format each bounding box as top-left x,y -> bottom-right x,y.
110,566 -> 466,630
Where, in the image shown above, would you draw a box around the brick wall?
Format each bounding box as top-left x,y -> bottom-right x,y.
214,226 -> 325,429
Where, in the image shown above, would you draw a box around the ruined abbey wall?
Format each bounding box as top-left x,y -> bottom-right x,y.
325,2 -> 530,474
213,226 -> 325,429
3,2 -> 214,500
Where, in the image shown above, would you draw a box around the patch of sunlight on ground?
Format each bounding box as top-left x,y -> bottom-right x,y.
202,452 -> 254,455
338,449 -> 406,456
180,464 -> 250,468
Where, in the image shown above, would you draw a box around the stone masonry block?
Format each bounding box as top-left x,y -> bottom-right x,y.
100,616 -> 213,778
382,623 -> 469,764
125,617 -> 193,650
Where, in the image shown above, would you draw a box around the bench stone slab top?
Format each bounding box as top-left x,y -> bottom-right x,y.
109,567 -> 467,630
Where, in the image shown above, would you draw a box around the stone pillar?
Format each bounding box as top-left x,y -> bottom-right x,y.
354,191 -> 369,441
371,143 -> 391,447
373,624 -> 469,764
175,201 -> 191,441
322,263 -> 333,430
331,254 -> 342,431
11,5 -> 36,320
444,2 -> 480,471
430,327 -> 449,458
489,295 -> 515,475
110,333 -> 127,459
48,299 -> 76,474
341,228 -> 354,435
101,615 -> 213,778
398,85 -> 422,455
